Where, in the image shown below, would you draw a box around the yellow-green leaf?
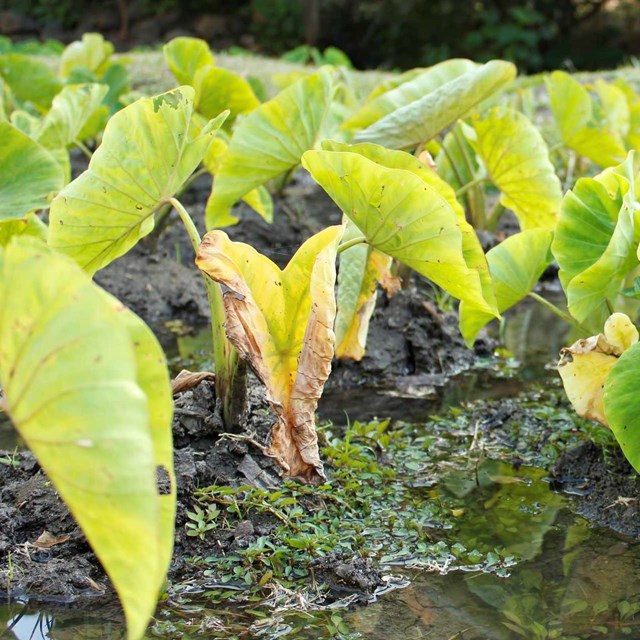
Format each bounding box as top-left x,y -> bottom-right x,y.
352,60 -> 516,149
471,107 -> 562,230
0,214 -> 47,247
59,33 -> 114,79
343,59 -> 477,132
335,239 -> 391,361
0,121 -> 65,220
35,83 -> 108,149
551,153 -> 638,329
194,65 -> 259,126
547,71 -> 627,167
0,53 -> 63,112
460,229 -> 554,345
205,67 -> 339,228
302,147 -> 498,317
0,238 -> 174,640
196,226 -> 343,483
48,87 -> 227,275
163,36 -> 215,85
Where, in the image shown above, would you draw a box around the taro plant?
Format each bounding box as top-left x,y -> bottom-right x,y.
0,92 -> 176,638
546,71 -> 640,170
0,238 -> 175,640
459,151 -> 640,474
436,107 -> 562,232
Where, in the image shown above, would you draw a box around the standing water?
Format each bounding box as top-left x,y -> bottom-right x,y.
4,300 -> 638,639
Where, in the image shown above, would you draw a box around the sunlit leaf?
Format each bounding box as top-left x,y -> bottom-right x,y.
0,238 -> 174,640
471,107 -> 562,230
604,339 -> 640,472
35,83 -> 108,149
194,65 -> 259,125
343,59 -> 477,131
49,87 -> 227,275
203,133 -> 273,222
459,229 -> 553,345
335,233 -> 392,361
547,71 -> 627,167
163,36 -> 215,85
302,146 -> 499,316
0,122 -> 64,220
59,32 -> 114,79
0,53 -> 62,111
205,67 -> 339,228
196,226 -> 343,483
551,154 -> 638,329
0,214 -> 47,247
352,60 -> 516,149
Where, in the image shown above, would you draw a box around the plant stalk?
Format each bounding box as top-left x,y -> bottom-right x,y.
455,176 -> 487,198
337,235 -> 367,254
486,200 -> 505,232
168,197 -> 246,429
526,291 -> 589,335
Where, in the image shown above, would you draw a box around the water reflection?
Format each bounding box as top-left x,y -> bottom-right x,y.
346,462 -> 640,640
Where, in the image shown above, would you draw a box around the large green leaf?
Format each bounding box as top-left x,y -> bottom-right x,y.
459,229 -> 554,345
163,36 -> 215,85
193,65 -> 260,125
547,71 -> 627,167
302,147 -> 498,316
343,59 -> 477,132
48,87 -> 227,275
205,67 -> 339,228
604,340 -> 640,473
352,60 -> 516,149
0,53 -> 62,112
59,33 -> 114,79
0,122 -> 65,220
35,83 -> 108,149
471,107 -> 562,230
551,155 -> 638,329
0,214 -> 47,247
0,238 -> 174,640
321,140 -> 496,312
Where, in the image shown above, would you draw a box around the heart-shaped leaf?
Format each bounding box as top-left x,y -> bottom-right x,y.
302,146 -> 498,317
352,60 -> 516,149
552,154 -> 638,329
459,229 -> 554,345
35,83 -> 108,149
194,65 -> 259,126
0,238 -> 174,640
48,87 -> 227,275
604,332 -> 640,473
547,71 -> 627,167
59,33 -> 114,79
0,122 -> 65,220
0,53 -> 63,112
343,58 -> 477,132
196,226 -> 343,483
470,107 -> 562,230
205,67 -> 339,228
163,36 -> 215,85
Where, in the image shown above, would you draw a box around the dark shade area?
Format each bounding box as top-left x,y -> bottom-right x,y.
0,0 -> 638,73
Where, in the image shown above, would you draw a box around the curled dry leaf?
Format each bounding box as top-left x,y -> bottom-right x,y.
558,312 -> 639,426
33,530 -> 71,549
196,226 -> 343,483
171,369 -> 215,395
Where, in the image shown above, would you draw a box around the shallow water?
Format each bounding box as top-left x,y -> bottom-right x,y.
7,297 -> 636,640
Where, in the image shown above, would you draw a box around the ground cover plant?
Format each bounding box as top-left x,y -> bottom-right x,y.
3,34 -> 640,639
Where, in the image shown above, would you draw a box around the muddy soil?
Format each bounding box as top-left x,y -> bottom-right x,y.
551,441 -> 640,539
0,377 -> 383,607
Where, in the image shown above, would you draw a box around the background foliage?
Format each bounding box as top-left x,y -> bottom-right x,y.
0,1 -> 638,77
